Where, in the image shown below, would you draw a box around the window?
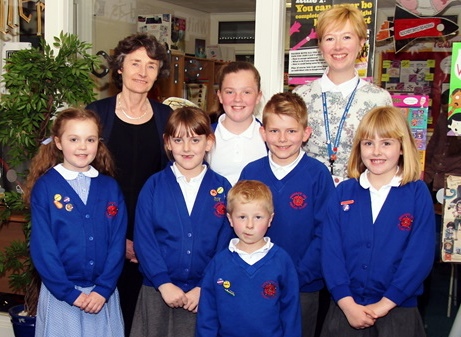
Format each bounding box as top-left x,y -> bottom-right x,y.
218,21 -> 255,44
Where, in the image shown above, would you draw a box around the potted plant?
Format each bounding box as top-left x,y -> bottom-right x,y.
0,32 -> 99,335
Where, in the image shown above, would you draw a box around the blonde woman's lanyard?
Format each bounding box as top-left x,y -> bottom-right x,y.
322,78 -> 360,175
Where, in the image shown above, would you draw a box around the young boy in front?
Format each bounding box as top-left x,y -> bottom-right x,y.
239,92 -> 335,337
196,180 -> 301,337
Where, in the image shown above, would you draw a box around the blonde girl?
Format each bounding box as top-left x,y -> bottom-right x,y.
321,106 -> 435,337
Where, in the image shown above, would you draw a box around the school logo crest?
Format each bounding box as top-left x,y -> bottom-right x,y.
261,281 -> 278,298
106,202 -> 118,218
214,201 -> 226,217
398,213 -> 413,231
290,192 -> 307,210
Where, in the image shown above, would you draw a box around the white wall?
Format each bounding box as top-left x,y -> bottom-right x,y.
92,0 -> 210,58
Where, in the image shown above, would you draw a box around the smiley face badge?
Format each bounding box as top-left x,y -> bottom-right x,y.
53,194 -> 63,209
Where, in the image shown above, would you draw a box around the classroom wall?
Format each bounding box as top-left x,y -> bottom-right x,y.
93,1 -> 209,56
90,1 -> 461,99
91,0 -> 211,98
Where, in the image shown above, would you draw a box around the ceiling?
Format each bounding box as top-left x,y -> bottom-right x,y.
159,0 -> 396,13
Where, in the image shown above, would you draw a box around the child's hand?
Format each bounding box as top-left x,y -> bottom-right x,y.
80,292 -> 106,314
73,292 -> 88,308
126,239 -> 138,263
183,287 -> 200,313
338,297 -> 377,329
158,283 -> 188,308
366,297 -> 396,318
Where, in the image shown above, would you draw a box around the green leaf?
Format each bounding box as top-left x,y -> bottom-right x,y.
0,32 -> 98,303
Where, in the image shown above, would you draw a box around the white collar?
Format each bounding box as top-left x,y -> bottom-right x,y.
268,149 -> 304,173
216,114 -> 257,140
359,168 -> 402,190
171,162 -> 207,182
229,237 -> 273,254
320,68 -> 361,98
54,164 -> 99,179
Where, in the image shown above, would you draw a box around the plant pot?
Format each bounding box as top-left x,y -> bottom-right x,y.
8,305 -> 35,337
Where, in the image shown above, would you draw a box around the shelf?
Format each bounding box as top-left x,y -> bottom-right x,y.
152,55 -> 228,113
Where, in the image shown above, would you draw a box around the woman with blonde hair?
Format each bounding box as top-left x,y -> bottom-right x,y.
293,4 -> 392,184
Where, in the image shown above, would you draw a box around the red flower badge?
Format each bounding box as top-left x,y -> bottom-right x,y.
261,281 -> 278,298
398,213 -> 413,231
214,202 -> 226,217
106,202 -> 118,218
290,192 -> 307,210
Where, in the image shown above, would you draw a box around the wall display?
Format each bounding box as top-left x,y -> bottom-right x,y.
392,94 -> 429,171
138,14 -> 172,49
288,0 -> 377,84
137,14 -> 186,53
376,5 -> 458,53
396,0 -> 457,16
447,42 -> 461,136
171,16 -> 186,52
381,51 -> 451,126
441,175 -> 461,262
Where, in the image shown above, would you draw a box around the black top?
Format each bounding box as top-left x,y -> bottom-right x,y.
108,116 -> 161,239
86,96 -> 172,238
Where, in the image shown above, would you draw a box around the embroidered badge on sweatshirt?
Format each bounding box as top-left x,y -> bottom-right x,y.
211,186 -> 226,217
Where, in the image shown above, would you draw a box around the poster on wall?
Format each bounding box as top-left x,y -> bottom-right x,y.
376,6 -> 458,53
441,175 -> 461,263
138,14 -> 172,49
288,0 -> 377,84
381,51 -> 451,126
392,94 -> 429,172
171,16 -> 186,53
137,14 -> 186,53
447,42 -> 461,136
